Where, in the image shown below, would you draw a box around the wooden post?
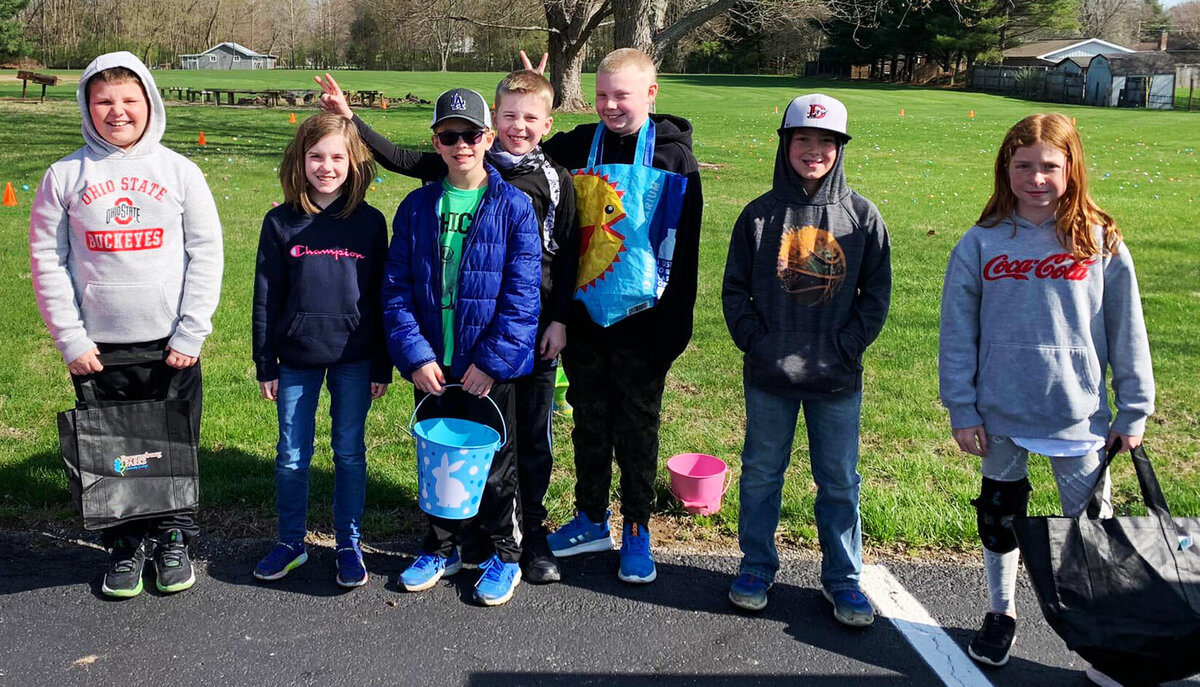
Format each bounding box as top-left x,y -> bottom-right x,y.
1190,74 -> 1195,112
21,79 -> 27,100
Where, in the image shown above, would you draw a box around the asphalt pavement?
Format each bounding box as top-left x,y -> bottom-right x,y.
1,530 -> 1197,687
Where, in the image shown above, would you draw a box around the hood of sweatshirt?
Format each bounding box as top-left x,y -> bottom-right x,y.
77,51 -> 166,157
770,128 -> 849,207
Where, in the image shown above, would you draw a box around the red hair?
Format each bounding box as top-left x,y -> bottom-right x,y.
979,113 -> 1120,261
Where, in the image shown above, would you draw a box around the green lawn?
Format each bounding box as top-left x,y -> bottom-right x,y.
1,70 -> 1197,550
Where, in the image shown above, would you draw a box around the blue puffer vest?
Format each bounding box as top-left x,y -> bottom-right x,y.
382,164 -> 541,382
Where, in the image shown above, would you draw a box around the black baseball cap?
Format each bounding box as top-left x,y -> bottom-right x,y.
431,88 -> 492,130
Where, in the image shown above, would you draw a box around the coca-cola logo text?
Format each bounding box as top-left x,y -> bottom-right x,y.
983,253 -> 1094,282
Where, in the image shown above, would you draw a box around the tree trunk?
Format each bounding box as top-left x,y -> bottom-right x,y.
548,29 -> 590,111
613,0 -> 658,54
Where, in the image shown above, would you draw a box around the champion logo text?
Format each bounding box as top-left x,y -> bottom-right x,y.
86,228 -> 164,252
983,253 -> 1095,282
290,245 -> 365,260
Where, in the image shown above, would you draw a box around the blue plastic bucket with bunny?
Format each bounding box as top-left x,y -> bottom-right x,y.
408,384 -> 506,520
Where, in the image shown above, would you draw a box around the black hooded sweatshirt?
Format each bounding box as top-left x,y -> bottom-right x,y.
722,128 -> 891,399
540,114 -> 703,373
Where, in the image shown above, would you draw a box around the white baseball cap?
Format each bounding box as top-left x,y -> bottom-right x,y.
778,93 -> 851,142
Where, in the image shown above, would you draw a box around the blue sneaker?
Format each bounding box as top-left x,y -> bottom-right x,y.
253,541 -> 308,581
617,522 -> 656,584
729,572 -> 772,611
547,511 -> 614,557
474,555 -> 522,606
823,588 -> 875,627
399,549 -> 461,592
335,543 -> 368,588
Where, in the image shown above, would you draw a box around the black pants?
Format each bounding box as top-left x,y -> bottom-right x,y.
513,357 -> 556,530
562,338 -> 666,526
72,339 -> 203,549
415,378 -> 522,564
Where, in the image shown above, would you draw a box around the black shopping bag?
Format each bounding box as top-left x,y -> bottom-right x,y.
1014,445 -> 1200,686
57,351 -> 199,530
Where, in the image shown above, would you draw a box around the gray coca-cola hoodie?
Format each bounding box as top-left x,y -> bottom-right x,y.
722,128 -> 891,399
938,216 -> 1155,441
29,52 -> 223,364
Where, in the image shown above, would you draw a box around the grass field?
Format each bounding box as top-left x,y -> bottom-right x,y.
0,70 -> 1197,550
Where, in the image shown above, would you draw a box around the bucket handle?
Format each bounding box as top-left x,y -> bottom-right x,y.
669,465 -> 734,511
406,383 -> 507,447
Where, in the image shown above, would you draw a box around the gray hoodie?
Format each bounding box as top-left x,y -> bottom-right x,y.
722,128 -> 891,399
29,52 -> 223,363
938,216 -> 1155,440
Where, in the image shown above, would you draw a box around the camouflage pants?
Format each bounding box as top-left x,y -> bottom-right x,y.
562,338 -> 666,526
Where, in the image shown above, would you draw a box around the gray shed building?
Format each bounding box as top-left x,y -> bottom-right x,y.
1084,53 -> 1177,109
180,43 -> 278,70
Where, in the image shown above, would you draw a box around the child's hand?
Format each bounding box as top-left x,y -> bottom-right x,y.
412,362 -> 445,396
371,382 -> 388,400
540,322 -> 566,360
1106,430 -> 1143,453
165,347 -> 198,369
68,348 -> 104,376
462,365 -> 494,398
314,73 -> 353,119
953,426 -> 989,457
519,50 -> 548,75
260,380 -> 279,401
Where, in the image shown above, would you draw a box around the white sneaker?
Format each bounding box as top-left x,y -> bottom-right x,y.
1085,665 -> 1124,687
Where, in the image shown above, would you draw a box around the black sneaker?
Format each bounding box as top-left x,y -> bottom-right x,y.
102,535 -> 146,599
968,612 -> 1016,666
153,529 -> 196,594
521,524 -> 561,584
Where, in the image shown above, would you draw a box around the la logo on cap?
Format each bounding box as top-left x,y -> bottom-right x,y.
451,93 -> 466,111
808,104 -> 827,119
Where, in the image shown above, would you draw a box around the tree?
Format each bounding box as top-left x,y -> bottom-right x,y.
0,0 -> 31,61
1171,0 -> 1200,38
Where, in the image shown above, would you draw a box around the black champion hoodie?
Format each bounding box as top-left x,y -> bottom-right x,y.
541,114 -> 704,372
252,195 -> 392,383
722,128 -> 891,399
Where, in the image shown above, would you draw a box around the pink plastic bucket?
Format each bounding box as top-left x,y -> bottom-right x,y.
667,453 -> 732,516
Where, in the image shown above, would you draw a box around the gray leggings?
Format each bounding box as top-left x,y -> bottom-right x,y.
981,435 -> 1111,615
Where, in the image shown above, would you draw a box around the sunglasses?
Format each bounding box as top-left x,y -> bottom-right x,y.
435,129 -> 488,146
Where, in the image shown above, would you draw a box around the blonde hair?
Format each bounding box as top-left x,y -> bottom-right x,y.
280,113 -> 375,218
495,70 -> 554,113
597,48 -> 657,81
979,113 -> 1120,262
86,66 -> 145,102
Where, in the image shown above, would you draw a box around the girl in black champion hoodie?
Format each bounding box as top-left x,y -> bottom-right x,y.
251,114 -> 391,588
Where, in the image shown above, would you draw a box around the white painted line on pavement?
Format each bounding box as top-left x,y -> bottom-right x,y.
861,564 -> 994,687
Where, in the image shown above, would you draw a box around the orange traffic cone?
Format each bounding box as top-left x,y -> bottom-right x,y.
381,99 -> 388,110
773,105 -> 779,114
2,182 -> 16,207
1072,116 -> 1077,126
198,131 -> 207,147
899,108 -> 906,117
968,109 -> 975,119
289,112 -> 297,124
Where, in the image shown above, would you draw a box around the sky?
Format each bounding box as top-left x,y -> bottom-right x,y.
1161,0 -> 1188,8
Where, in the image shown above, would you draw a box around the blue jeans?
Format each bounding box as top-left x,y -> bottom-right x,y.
274,360 -> 371,547
737,384 -> 863,592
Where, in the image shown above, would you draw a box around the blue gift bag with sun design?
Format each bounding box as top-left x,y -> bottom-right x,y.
571,120 -> 688,327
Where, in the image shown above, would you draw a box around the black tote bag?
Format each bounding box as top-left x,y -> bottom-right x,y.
57,351 -> 199,530
1014,445 -> 1200,686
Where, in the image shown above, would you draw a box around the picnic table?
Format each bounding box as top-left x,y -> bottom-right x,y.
17,71 -> 60,103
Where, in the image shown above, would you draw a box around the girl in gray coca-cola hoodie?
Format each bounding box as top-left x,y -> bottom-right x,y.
938,113 -> 1154,676
29,52 -> 223,599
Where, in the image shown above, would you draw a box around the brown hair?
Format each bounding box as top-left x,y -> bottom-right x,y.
979,113 -> 1120,261
280,113 -> 375,217
85,66 -> 146,102
495,70 -> 554,113
597,48 -> 657,81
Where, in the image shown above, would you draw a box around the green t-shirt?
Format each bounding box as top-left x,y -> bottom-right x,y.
437,181 -> 486,366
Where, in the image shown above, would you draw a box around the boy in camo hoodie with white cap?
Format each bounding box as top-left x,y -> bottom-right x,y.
29,51 -> 223,598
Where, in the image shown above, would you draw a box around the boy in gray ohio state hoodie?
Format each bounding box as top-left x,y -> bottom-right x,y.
722,94 -> 890,626
29,52 -> 223,599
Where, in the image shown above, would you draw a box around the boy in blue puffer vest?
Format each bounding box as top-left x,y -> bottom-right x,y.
382,87 -> 541,606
